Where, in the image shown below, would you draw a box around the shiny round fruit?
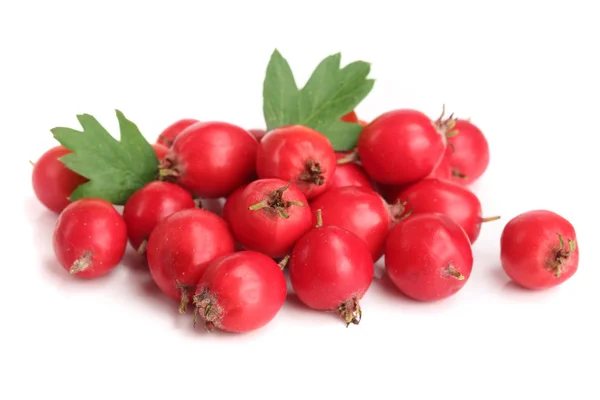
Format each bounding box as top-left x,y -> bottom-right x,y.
147,208 -> 235,312
448,119 -> 490,185
31,146 -> 88,213
385,213 -> 473,301
53,199 -> 127,279
192,251 -> 287,333
329,152 -> 374,191
500,210 -> 578,289
256,125 -> 336,200
161,121 -> 258,198
156,118 -> 199,147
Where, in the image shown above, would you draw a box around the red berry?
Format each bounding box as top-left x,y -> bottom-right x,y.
357,109 -> 453,185
53,199 -> 127,279
358,119 -> 368,127
340,110 -> 359,123
123,181 -> 196,254
156,118 -> 199,148
385,213 -> 473,301
192,251 -> 287,333
395,178 -> 500,244
147,208 -> 235,312
248,128 -> 267,142
310,186 -> 391,261
152,143 -> 169,161
161,121 -> 258,198
448,119 -> 490,185
289,212 -> 374,326
500,210 -> 578,289
223,179 -> 312,258
31,146 -> 88,213
328,152 -> 374,191
256,125 -> 336,200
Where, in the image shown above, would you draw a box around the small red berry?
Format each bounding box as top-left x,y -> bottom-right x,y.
53,199 -> 127,279
395,178 -> 500,244
328,152 -> 374,191
310,186 -> 392,261
147,208 -> 235,312
289,211 -> 374,326
156,118 -> 199,148
256,125 -> 337,200
152,143 -> 169,161
31,146 -> 88,213
447,119 -> 490,185
385,213 -> 473,301
223,179 -> 312,258
500,210 -> 578,289
161,121 -> 258,198
123,181 -> 196,254
192,251 -> 287,333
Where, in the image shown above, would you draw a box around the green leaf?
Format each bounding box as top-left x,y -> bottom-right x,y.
51,110 -> 158,205
263,49 -> 375,151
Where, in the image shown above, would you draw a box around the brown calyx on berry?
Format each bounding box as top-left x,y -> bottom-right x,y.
433,104 -> 459,138
444,263 -> 465,280
388,199 -> 413,223
547,234 -> 577,278
70,251 -> 93,275
338,297 -> 362,328
248,182 -> 305,219
192,287 -> 223,332
452,167 -> 468,180
157,157 -> 180,182
298,160 -> 325,186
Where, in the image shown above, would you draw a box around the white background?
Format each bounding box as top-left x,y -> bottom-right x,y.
2,1 -> 599,399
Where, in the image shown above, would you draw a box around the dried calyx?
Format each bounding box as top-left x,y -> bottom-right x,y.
192,287 -> 222,332
433,104 -> 459,138
444,264 -> 465,280
70,251 -> 93,275
388,199 -> 413,223
548,234 -> 577,278
338,297 -> 362,327
298,160 -> 325,185
157,158 -> 180,181
248,183 -> 305,218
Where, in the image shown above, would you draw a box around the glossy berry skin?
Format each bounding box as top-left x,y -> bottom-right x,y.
289,224 -> 374,326
448,119 -> 490,185
500,210 -> 578,290
53,199 -> 127,279
163,121 -> 258,198
152,144 -> 169,161
147,208 -> 235,311
329,152 -> 374,191
31,146 -> 88,213
256,125 -> 336,200
156,118 -> 199,148
396,178 -> 496,244
357,109 -> 446,185
385,213 -> 473,301
310,186 -> 391,261
123,181 -> 196,253
223,179 -> 312,258
193,251 -> 287,333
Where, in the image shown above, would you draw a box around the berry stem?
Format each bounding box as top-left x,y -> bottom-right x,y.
445,264 -> 465,280
336,150 -> 359,165
278,255 -> 290,270
481,216 -> 501,223
338,297 -> 362,327
315,209 -> 323,228
70,251 -> 92,275
137,240 -> 148,255
177,283 -> 189,314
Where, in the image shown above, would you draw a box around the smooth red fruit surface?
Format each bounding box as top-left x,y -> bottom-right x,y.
385,213 -> 473,301
329,152 -> 374,191
53,199 -> 127,279
395,178 -> 499,243
248,128 -> 267,142
341,111 -> 359,123
310,186 -> 391,261
357,109 -> 449,185
289,220 -> 374,326
123,181 -> 196,254
147,208 -> 235,311
152,144 -> 169,161
161,121 -> 258,198
447,119 -> 489,185
31,146 -> 88,213
156,118 -> 199,148
256,125 -> 336,200
192,251 -> 287,333
223,179 -> 312,258
500,210 -> 578,290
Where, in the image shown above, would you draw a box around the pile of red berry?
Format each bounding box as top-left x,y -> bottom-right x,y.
30,51 -> 579,333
